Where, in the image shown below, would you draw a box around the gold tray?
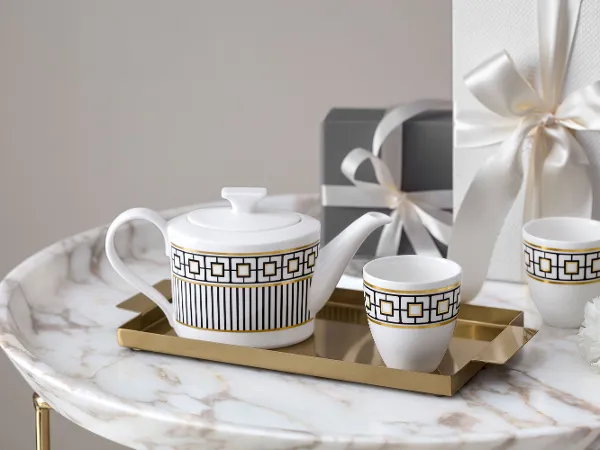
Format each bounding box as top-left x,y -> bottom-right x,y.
117,280 -> 537,396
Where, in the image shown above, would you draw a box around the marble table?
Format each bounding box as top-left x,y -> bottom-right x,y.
2,194 -> 600,450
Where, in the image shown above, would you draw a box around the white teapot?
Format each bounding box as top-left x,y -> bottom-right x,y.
106,187 -> 390,348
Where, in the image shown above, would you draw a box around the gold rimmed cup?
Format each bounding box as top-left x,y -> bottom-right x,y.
363,255 -> 462,372
523,217 -> 600,328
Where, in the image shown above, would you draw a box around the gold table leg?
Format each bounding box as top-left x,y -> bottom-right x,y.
33,393 -> 51,450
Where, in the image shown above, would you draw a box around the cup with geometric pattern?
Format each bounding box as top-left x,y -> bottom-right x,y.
523,217 -> 600,328
363,255 -> 462,372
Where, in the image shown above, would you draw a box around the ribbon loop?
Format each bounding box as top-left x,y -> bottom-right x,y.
340,148 -> 400,209
555,81 -> 600,130
465,51 -> 545,118
372,99 -> 452,157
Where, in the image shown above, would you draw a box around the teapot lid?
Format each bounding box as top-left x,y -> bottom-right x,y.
187,187 -> 300,232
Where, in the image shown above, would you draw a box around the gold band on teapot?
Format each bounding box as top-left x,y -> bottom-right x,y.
171,273 -> 313,289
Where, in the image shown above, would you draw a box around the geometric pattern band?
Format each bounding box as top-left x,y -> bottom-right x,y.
172,276 -> 312,331
171,242 -> 319,285
523,241 -> 600,283
364,282 -> 460,327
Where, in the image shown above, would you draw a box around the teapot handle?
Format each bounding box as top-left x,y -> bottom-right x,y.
105,208 -> 175,328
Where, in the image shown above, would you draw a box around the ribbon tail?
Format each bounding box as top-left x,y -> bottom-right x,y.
375,208 -> 404,257
448,121 -> 533,302
402,201 -> 443,258
541,126 -> 592,218
408,199 -> 453,245
523,127 -> 548,223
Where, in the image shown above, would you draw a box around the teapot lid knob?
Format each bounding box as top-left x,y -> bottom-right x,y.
221,187 -> 267,214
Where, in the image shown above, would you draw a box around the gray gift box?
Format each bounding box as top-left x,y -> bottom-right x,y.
321,107 -> 453,257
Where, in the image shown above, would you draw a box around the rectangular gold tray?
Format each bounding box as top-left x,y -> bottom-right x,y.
117,280 -> 537,396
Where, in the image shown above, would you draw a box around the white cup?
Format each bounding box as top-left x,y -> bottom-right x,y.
523,217 -> 600,328
363,255 -> 461,372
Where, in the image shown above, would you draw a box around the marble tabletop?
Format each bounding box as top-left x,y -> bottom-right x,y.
2,194 -> 600,450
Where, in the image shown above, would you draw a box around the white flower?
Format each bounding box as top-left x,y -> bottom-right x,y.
577,297 -> 600,373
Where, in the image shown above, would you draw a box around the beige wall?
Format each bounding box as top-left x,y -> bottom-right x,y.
0,1 -> 450,448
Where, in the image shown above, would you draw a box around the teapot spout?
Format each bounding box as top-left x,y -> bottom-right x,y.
308,212 -> 391,315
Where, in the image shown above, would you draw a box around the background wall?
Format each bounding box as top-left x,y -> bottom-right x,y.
0,0 -> 451,448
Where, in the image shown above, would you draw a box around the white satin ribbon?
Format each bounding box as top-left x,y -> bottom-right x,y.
449,0 -> 600,301
322,100 -> 453,257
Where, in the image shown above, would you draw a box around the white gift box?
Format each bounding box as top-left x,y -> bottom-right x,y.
451,0 -> 600,299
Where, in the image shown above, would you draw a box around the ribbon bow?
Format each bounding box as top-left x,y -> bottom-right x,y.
341,148 -> 452,257
449,0 -> 600,301
333,100 -> 453,257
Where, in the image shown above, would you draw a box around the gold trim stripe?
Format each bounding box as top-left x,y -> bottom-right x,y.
526,272 -> 600,285
171,240 -> 319,256
172,273 -> 312,288
367,315 -> 457,329
524,240 -> 600,253
176,318 -> 313,333
363,280 -> 461,295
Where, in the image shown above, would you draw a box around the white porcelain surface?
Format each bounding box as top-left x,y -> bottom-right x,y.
2,195 -> 600,449
363,256 -> 461,372
368,321 -> 456,373
523,217 -> 600,329
527,281 -> 594,328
